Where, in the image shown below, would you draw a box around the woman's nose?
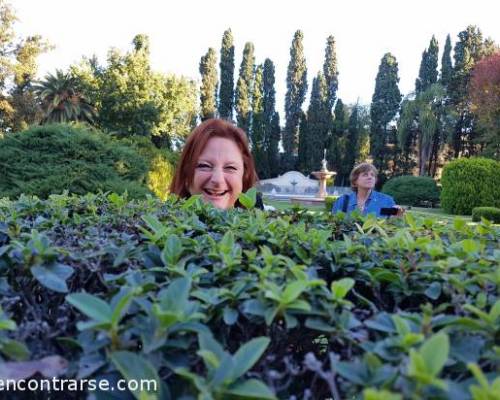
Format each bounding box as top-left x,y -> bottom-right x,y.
209,168 -> 224,184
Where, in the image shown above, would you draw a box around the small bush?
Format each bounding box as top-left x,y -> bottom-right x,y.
382,175 -> 440,207
440,157 -> 500,215
324,195 -> 338,211
472,206 -> 500,223
122,136 -> 177,201
0,123 -> 151,199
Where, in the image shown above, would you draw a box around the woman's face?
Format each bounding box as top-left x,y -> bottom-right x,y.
354,169 -> 377,191
189,137 -> 244,209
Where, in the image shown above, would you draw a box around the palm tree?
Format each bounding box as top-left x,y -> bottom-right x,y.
34,70 -> 97,124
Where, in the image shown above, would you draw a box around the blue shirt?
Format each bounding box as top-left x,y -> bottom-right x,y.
332,190 -> 395,217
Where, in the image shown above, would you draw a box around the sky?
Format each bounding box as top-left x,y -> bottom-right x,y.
13,0 -> 500,117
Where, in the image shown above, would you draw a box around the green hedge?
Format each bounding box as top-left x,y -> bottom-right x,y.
440,157 -> 500,215
0,123 -> 151,199
0,192 -> 498,399
382,175 -> 440,207
472,206 -> 500,223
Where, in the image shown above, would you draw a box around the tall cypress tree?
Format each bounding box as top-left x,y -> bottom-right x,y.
323,35 -> 339,113
370,53 -> 402,174
301,73 -> 329,174
440,34 -> 453,88
344,103 -> 360,182
251,64 -> 267,177
218,29 -> 235,120
415,35 -> 439,93
268,112 -> 281,178
449,25 -> 495,156
262,58 -> 278,178
327,98 -> 347,183
199,48 -> 218,121
283,30 -> 308,171
235,42 -> 255,135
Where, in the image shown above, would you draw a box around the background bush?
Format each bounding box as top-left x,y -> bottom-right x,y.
382,175 -> 440,207
472,206 -> 500,223
0,123 -> 151,199
440,157 -> 500,215
122,136 -> 178,200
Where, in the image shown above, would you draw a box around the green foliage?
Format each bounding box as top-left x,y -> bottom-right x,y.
415,36 -> 439,93
370,53 -> 402,172
299,72 -> 328,174
398,84 -> 448,176
262,59 -> 279,179
440,34 -> 453,88
472,207 -> 500,223
323,35 -> 338,112
0,192 -> 499,398
440,157 -> 500,214
235,42 -> 255,134
324,195 -> 338,211
0,123 -> 151,199
382,175 -> 440,207
283,30 -> 308,171
122,136 -> 177,201
199,47 -> 218,121
449,26 -> 497,157
218,29 -> 235,120
0,1 -> 51,133
96,35 -> 197,144
34,69 -> 97,124
251,65 -> 268,177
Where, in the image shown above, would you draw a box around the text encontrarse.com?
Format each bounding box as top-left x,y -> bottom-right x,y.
0,378 -> 158,392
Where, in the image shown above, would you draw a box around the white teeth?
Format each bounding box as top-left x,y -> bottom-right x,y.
204,189 -> 228,196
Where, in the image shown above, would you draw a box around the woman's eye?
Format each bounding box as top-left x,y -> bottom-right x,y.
225,166 -> 237,171
196,163 -> 211,169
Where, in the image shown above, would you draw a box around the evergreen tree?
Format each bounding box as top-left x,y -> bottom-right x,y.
301,73 -> 329,174
218,29 -> 235,120
344,103 -> 361,182
327,98 -> 347,183
235,42 -> 254,135
370,53 -> 402,175
199,47 -> 218,121
262,58 -> 278,178
268,112 -> 281,178
449,25 -> 496,156
415,35 -> 439,93
283,30 -> 308,171
440,34 -> 453,88
251,64 -> 267,177
323,35 -> 339,112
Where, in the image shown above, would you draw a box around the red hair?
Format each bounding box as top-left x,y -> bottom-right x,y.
170,119 -> 258,198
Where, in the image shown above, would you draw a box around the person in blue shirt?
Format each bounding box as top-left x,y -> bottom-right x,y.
332,163 -> 405,217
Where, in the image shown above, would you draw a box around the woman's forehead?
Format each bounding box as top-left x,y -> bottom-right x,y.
198,137 -> 244,163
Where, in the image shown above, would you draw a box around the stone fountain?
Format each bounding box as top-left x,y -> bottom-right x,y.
311,150 -> 336,198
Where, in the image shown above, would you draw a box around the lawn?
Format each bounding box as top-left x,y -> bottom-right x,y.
264,198 -> 472,223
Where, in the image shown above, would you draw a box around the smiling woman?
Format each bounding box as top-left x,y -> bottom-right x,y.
170,119 -> 259,209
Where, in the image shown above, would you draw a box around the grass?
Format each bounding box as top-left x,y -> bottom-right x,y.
264,199 -> 472,223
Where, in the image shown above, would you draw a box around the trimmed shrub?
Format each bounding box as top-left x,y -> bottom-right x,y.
122,136 -> 177,201
0,192 -> 498,399
440,157 -> 500,215
382,175 -> 440,207
324,195 -> 338,211
472,206 -> 500,223
0,123 -> 151,199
